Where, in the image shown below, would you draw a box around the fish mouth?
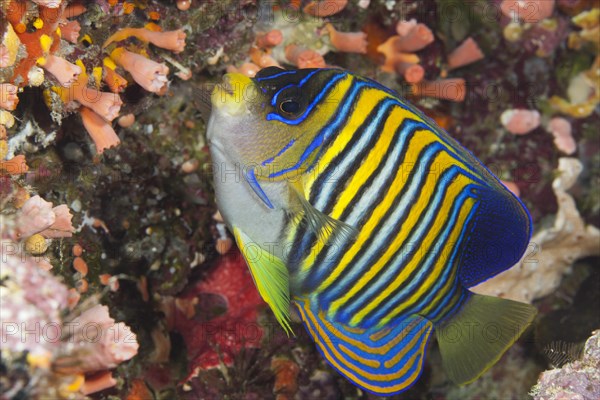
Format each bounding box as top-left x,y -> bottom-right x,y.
211,73 -> 256,117
220,75 -> 235,96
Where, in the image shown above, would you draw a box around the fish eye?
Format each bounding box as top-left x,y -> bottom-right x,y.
279,99 -> 301,115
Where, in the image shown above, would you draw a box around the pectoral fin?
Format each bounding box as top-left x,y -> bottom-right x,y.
288,180 -> 358,245
233,226 -> 293,336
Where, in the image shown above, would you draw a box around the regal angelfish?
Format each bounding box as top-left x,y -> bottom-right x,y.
206,67 -> 536,395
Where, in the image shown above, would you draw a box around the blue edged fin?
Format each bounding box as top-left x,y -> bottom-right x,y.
436,292 -> 536,384
295,298 -> 433,396
459,184 -> 532,287
244,168 -> 274,209
233,227 -> 293,336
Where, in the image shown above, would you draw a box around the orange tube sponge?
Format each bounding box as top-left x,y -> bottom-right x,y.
396,62 -> 425,83
110,48 -> 169,94
377,36 -> 421,73
0,155 -> 29,175
394,20 -> 434,52
39,54 -> 82,88
501,180 -> 521,197
1,84 -> 19,110
81,371 -> 117,396
65,3 -> 87,18
285,44 -> 326,68
104,28 -> 186,53
79,107 -> 121,154
324,23 -> 367,54
256,30 -> 283,48
74,87 -> 122,121
412,78 -> 466,102
60,20 -> 81,44
103,66 -> 128,93
447,37 -> 484,70
249,47 -> 281,68
303,0 -> 348,17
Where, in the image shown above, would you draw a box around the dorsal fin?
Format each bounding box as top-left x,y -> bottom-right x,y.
459,184 -> 532,287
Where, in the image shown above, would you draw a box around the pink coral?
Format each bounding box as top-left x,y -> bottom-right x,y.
16,195 -> 56,239
40,55 -> 82,88
500,109 -> 541,135
500,0 -> 556,23
110,48 -> 169,94
15,196 -> 75,239
447,37 -> 484,70
39,204 -> 75,238
1,251 -> 68,355
58,304 -> 139,373
547,117 -> 576,154
79,106 -> 121,154
0,84 -> 19,110
324,23 -> 368,54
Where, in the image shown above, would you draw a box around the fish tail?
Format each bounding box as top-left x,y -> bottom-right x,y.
295,298 -> 433,396
435,292 -> 537,384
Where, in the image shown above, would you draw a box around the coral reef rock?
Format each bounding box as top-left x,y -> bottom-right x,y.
531,329 -> 600,400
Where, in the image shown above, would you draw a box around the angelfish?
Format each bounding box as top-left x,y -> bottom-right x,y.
206,67 -> 536,395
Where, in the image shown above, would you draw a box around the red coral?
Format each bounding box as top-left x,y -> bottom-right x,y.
174,250 -> 265,375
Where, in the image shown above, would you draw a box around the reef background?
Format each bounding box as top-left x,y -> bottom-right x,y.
1,0 -> 599,399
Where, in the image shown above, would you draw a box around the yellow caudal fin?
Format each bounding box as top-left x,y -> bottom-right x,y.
436,293 -> 537,384
295,298 -> 433,396
233,227 -> 294,336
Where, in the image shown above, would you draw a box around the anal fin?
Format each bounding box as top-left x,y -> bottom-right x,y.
295,298 -> 433,396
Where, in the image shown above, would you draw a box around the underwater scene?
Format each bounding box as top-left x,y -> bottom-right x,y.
1,0 -> 599,399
